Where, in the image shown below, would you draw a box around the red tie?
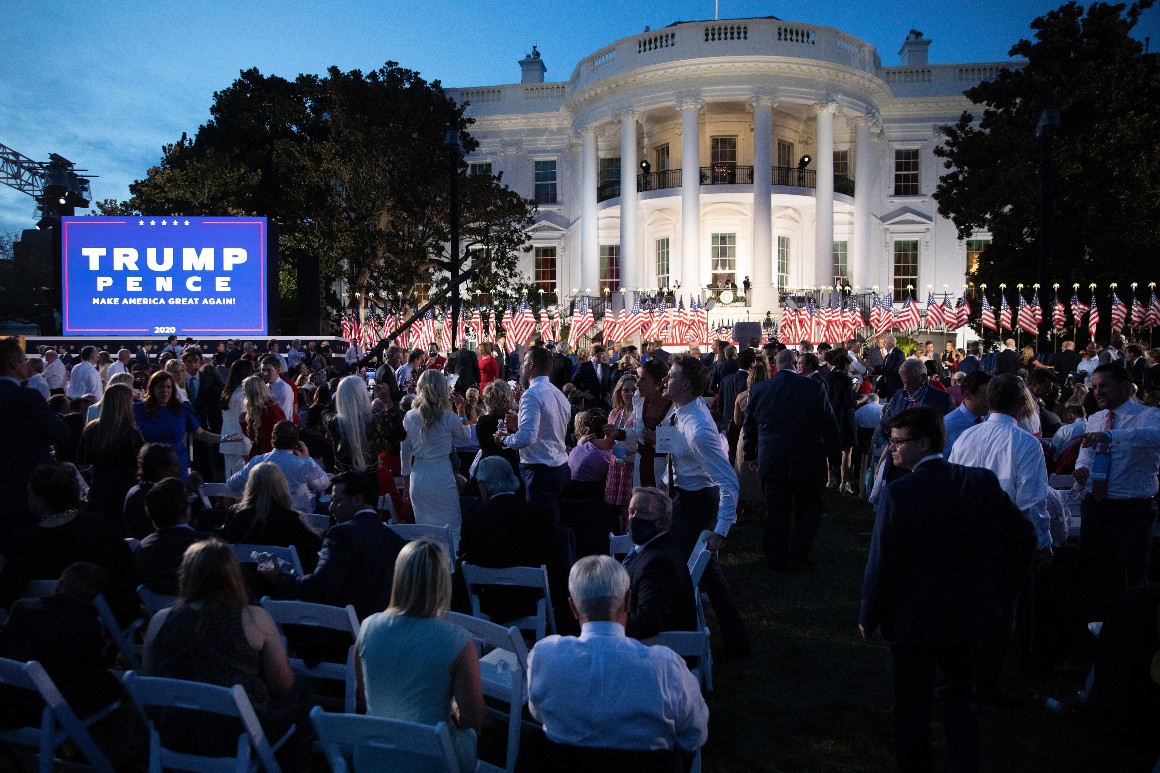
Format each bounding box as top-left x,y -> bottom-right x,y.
1092,410 -> 1114,500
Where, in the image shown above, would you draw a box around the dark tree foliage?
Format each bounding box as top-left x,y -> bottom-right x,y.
933,1 -> 1160,325
101,63 -> 536,332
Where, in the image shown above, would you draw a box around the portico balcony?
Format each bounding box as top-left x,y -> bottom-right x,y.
596,167 -> 853,202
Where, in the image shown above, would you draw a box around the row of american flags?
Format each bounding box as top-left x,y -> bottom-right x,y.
338,284 -> 1160,352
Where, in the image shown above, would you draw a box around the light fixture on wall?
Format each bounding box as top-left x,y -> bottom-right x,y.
798,154 -> 812,169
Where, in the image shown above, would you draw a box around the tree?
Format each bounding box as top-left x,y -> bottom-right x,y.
102,63 -> 536,333
933,1 -> 1160,333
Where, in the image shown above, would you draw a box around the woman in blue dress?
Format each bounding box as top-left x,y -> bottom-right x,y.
133,370 -> 237,478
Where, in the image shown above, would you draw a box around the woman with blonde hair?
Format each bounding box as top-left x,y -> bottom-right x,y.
163,357 -> 189,402
240,374 -> 285,459
326,375 -> 385,473
224,462 -> 321,572
402,369 -> 469,545
77,383 -> 143,531
357,539 -> 484,772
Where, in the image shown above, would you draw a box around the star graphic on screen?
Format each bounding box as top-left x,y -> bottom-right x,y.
161,220 -> 168,226
149,220 -> 156,226
138,219 -> 145,226
184,220 -> 190,226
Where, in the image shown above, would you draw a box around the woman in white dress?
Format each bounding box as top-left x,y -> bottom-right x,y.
219,360 -> 255,479
401,370 -> 469,549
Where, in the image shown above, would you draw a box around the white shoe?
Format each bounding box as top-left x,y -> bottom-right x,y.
826,478 -> 838,490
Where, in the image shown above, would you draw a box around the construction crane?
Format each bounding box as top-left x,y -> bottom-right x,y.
0,142 -> 94,228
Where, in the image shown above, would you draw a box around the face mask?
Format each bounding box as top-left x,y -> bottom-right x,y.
629,517 -> 660,546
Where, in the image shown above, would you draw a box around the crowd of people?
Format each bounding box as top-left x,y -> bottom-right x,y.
0,326 -> 1157,771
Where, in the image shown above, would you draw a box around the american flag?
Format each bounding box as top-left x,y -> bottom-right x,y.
414,308 -> 437,350
1109,290 -> 1127,334
1148,290 -> 1160,329
1031,291 -> 1043,326
511,298 -> 537,345
1087,293 -> 1100,339
980,294 -> 998,331
944,297 -> 962,331
779,303 -> 799,345
823,292 -> 843,343
1016,293 -> 1037,336
484,307 -> 497,346
645,297 -> 667,342
1071,291 -> 1089,326
602,307 -> 621,344
340,313 -> 358,345
500,304 -> 518,352
569,296 -> 596,347
551,306 -> 563,343
955,295 -> 971,330
897,292 -> 921,332
470,306 -> 485,344
621,295 -> 644,340
439,311 -> 453,353
846,296 -> 866,336
668,296 -> 688,346
925,291 -> 946,329
1131,292 -> 1147,328
873,292 -> 895,337
1052,293 -> 1067,332
998,293 -> 1012,331
539,307 -> 552,342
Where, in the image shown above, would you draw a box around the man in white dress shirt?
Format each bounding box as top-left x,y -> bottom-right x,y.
41,349 -> 66,394
227,421 -> 330,511
527,554 -> 708,756
65,345 -> 103,400
942,370 -> 991,458
260,355 -> 296,424
106,349 -> 132,379
1075,364 -> 1160,585
501,346 -> 571,522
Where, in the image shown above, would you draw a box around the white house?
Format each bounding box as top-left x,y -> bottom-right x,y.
446,18 -> 1016,320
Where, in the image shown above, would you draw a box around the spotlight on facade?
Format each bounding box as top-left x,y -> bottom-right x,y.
639,160 -> 651,174
798,154 -> 812,169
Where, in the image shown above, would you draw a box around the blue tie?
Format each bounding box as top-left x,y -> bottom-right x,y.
622,547 -> 639,568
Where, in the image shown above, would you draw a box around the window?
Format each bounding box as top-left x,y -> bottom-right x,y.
965,238 -> 989,276
777,236 -> 791,291
893,240 -> 919,296
833,150 -> 849,178
598,157 -> 620,186
468,162 -> 492,177
656,238 -> 670,289
599,245 -> 620,293
534,246 -> 557,295
710,233 -> 737,288
710,137 -> 737,166
833,241 -> 848,286
777,140 -> 795,169
654,144 -> 670,171
534,159 -> 557,204
894,149 -> 920,196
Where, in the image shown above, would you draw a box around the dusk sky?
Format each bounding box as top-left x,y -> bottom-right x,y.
3,0 -> 1157,235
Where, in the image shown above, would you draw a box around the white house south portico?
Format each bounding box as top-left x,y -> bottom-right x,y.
448,20 -> 1016,323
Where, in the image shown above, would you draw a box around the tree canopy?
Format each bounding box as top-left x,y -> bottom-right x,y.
101,63 -> 536,332
933,1 -> 1160,300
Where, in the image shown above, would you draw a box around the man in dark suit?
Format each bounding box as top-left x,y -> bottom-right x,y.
548,343 -> 572,390
459,457 -> 562,627
622,487 -> 698,640
956,341 -> 984,375
447,345 -> 481,397
708,341 -> 738,395
860,407 -> 1036,773
0,337 -> 71,554
717,348 -> 755,460
375,346 -> 406,406
875,335 -> 905,397
1050,340 -> 1081,385
996,338 -> 1021,375
262,470 -> 406,620
571,344 -> 613,410
135,478 -> 212,595
743,348 -> 840,569
184,347 -> 223,481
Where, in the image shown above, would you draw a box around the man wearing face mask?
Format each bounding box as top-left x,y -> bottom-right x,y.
621,487 -> 698,640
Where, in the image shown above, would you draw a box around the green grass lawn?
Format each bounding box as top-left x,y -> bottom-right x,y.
700,492 -> 1143,772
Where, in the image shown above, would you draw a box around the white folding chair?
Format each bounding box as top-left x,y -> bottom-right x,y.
608,532 -> 634,558
299,512 -> 331,537
230,544 -> 304,576
460,563 -> 556,642
260,598 -> 360,713
643,628 -> 712,692
686,531 -> 715,693
123,671 -> 291,773
390,523 -> 457,570
202,482 -> 230,499
310,706 -> 459,773
446,612 -> 531,772
0,657 -> 117,773
137,585 -> 177,617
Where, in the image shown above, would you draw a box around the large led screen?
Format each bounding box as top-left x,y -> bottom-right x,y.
61,216 -> 268,337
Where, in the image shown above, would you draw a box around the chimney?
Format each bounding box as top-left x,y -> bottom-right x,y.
519,46 -> 547,84
898,29 -> 930,67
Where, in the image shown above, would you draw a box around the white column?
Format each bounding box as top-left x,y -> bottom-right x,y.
813,102 -> 836,287
580,126 -> 599,293
619,111 -> 639,305
679,98 -> 702,292
750,95 -> 775,313
852,115 -> 874,291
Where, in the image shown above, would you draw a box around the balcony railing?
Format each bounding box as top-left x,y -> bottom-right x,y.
594,165 -> 843,202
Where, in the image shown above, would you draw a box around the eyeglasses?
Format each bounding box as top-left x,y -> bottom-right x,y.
888,436 -> 921,448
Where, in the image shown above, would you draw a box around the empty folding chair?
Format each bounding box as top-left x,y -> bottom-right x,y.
608,532 -> 635,559
299,512 -> 331,537
460,563 -> 556,642
0,657 -> 117,773
137,585 -> 177,617
446,611 -> 532,772
259,598 -> 360,713
309,706 -> 459,773
390,523 -> 456,570
123,670 -> 292,773
202,482 -> 230,499
230,544 -> 304,576
643,628 -> 712,692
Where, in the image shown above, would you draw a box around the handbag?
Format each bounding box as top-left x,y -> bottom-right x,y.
604,454 -> 635,506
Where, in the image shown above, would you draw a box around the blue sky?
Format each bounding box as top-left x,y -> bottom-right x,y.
2,0 -> 1156,235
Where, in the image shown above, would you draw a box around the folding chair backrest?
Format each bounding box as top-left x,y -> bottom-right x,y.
643,629 -> 711,688
608,533 -> 635,558
93,593 -> 142,669
309,706 -> 458,773
259,598 -> 359,713
686,531 -> 715,578
390,523 -> 455,563
460,563 -> 556,641
300,512 -> 330,537
137,585 -> 177,617
202,482 -> 230,499
0,657 -> 116,772
445,611 -> 529,674
123,671 -> 282,773
688,549 -> 711,590
231,543 -> 304,576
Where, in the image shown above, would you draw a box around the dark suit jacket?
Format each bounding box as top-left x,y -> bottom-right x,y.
273,510 -> 406,620
549,352 -> 572,391
956,355 -> 982,374
996,349 -> 1021,375
742,370 -> 840,482
0,379 -> 71,547
876,348 -> 905,397
1126,357 -> 1146,388
624,531 -> 698,640
717,369 -> 749,428
859,458 -> 1036,645
1145,363 -> 1160,391
571,361 -> 613,407
709,359 -> 739,395
1051,350 -> 1081,381
448,348 -> 481,396
135,526 -> 213,595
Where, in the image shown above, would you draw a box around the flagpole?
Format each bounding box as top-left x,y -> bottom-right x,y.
1052,283 -> 1060,354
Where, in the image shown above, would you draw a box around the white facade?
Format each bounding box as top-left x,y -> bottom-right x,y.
447,20 -> 1018,319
